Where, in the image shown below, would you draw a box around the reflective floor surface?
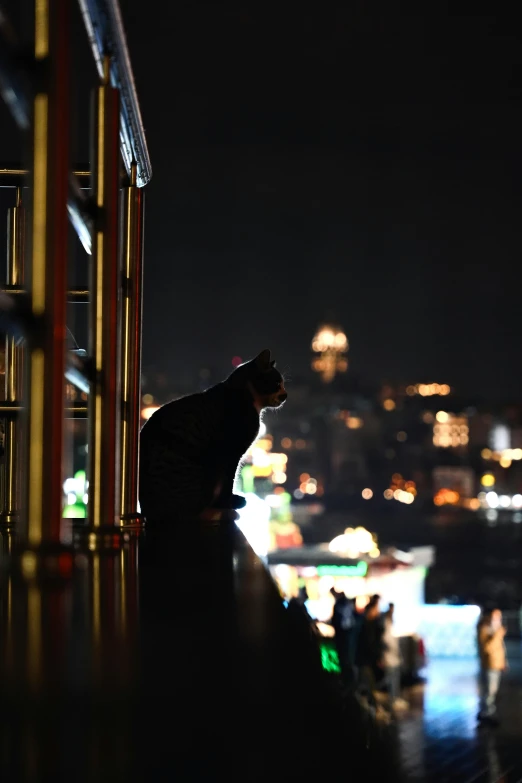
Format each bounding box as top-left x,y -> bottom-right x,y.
1,522 -> 521,782
398,642 -> 522,782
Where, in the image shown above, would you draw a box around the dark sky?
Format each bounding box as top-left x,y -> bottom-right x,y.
2,4 -> 522,399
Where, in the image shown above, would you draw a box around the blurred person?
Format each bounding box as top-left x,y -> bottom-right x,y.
287,585 -> 311,617
355,598 -> 385,705
477,607 -> 507,726
382,603 -> 408,712
329,587 -> 356,686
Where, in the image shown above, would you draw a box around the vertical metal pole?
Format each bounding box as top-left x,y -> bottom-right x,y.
87,58 -> 121,529
26,0 -> 70,545
119,163 -> 145,525
1,188 -> 25,527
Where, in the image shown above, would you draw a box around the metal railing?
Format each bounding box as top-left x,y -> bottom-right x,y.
0,0 -> 150,543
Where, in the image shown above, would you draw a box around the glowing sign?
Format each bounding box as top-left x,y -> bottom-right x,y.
317,561 -> 368,577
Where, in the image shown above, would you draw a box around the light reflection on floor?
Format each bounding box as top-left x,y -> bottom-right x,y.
398,643 -> 522,782
421,658 -> 480,739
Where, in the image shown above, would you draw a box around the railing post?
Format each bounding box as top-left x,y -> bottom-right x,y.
87,57 -> 121,530
119,163 -> 145,527
0,188 -> 24,528
25,0 -> 70,545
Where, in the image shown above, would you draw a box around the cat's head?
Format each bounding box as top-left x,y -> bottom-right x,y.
225,349 -> 287,410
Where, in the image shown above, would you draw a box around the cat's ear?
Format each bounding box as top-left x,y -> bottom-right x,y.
270,360 -> 276,367
255,349 -> 272,369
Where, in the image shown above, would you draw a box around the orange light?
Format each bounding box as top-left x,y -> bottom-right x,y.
141,405 -> 160,420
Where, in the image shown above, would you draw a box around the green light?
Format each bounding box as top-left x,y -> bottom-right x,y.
320,641 -> 341,673
240,465 -> 255,494
62,470 -> 87,518
62,503 -> 86,519
279,491 -> 291,507
316,561 -> 368,577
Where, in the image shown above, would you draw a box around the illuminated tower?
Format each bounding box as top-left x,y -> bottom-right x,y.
311,323 -> 349,383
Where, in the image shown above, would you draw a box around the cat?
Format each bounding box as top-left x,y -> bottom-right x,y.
139,349 -> 287,523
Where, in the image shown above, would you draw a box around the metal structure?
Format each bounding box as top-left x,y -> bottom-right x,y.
0,0 -> 150,543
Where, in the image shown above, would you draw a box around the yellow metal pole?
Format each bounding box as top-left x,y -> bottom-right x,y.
87,57 -> 121,529
25,0 -> 70,545
119,163 -> 145,526
1,187 -> 25,528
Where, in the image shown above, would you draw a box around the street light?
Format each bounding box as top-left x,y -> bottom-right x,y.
311,323 -> 348,383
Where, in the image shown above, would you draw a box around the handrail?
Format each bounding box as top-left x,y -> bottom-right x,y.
77,0 -> 152,188
0,292 -> 92,393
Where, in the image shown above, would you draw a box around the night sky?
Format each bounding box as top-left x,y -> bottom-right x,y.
2,4 -> 522,399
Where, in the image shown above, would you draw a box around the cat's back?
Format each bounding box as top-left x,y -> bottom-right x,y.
140,385 -> 226,444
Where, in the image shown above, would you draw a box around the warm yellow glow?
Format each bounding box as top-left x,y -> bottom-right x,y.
469,498 -> 480,510
281,437 -> 292,449
383,398 -> 396,411
251,447 -> 271,468
311,324 -> 349,382
481,448 -> 492,460
433,488 -> 460,506
383,489 -> 393,500
272,471 -> 287,484
481,473 -> 495,487
252,465 -> 273,478
21,551 -> 38,579
299,473 -> 310,482
361,488 -> 373,500
393,488 -> 415,504
312,326 -> 348,352
329,526 -> 377,557
433,414 -> 468,447
28,349 -> 45,543
141,405 -> 160,420
408,383 -> 450,396
346,416 -> 363,429
494,448 -> 522,464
